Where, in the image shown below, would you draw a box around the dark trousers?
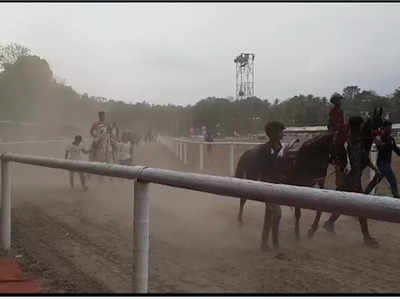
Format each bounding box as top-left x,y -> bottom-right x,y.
365,162 -> 399,198
327,170 -> 372,239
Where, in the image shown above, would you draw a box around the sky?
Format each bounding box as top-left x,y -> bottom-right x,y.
1,3 -> 400,106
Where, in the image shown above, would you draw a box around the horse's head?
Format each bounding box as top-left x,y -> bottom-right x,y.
361,107 -> 384,152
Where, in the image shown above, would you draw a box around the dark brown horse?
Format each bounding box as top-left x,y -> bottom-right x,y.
236,133 -> 342,243
236,108 -> 385,246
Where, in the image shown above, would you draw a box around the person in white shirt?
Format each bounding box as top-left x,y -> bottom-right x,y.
117,132 -> 133,166
65,135 -> 89,191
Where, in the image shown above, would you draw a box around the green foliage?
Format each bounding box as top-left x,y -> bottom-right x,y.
0,43 -> 31,71
1,42 -> 400,137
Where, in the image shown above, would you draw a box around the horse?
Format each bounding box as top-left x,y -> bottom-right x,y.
235,132 -> 341,244
236,108 -> 385,247
88,125 -> 116,182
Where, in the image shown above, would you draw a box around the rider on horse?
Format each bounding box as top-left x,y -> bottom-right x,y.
90,111 -> 109,159
110,122 -> 120,162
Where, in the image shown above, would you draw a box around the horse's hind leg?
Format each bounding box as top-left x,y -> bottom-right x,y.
295,207 -> 301,240
308,210 -> 322,239
238,198 -> 246,224
261,202 -> 272,251
307,179 -> 325,238
272,204 -> 282,249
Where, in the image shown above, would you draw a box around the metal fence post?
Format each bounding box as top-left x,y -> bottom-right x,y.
370,147 -> 377,195
183,142 -> 188,165
1,159 -> 11,250
133,180 -> 150,293
229,143 -> 235,176
199,144 -> 204,170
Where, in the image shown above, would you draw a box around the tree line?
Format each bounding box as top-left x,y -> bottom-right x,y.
1,43 -> 400,138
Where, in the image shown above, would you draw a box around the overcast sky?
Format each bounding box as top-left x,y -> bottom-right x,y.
1,3 -> 399,105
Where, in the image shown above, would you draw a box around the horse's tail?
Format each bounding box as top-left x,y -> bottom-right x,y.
235,151 -> 248,179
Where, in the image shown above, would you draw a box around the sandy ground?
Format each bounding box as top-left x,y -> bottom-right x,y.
3,140 -> 400,293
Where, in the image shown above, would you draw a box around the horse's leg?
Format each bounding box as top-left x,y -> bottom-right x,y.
271,204 -> 282,249
308,210 -> 322,239
237,171 -> 248,224
261,202 -> 272,251
238,198 -> 246,224
308,179 -> 325,239
364,173 -> 382,195
294,207 -> 301,240
97,152 -> 104,184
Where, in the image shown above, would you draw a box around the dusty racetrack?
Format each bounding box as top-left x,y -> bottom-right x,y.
4,140 -> 400,293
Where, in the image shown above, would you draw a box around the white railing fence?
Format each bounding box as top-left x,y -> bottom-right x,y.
2,152 -> 400,292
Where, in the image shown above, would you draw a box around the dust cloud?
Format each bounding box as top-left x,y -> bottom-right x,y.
5,138 -> 400,293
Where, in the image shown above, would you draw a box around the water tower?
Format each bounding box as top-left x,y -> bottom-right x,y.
234,53 -> 255,100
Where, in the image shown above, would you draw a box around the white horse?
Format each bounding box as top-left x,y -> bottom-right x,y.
88,125 -> 117,182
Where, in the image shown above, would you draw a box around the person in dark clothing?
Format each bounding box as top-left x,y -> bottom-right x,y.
328,93 -> 348,188
323,116 -> 381,248
328,93 -> 345,133
259,121 -> 286,249
365,120 -> 400,198
204,128 -> 214,154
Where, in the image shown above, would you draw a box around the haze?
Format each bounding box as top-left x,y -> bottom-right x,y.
1,3 -> 399,105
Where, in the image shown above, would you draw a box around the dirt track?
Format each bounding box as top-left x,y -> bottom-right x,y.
6,141 -> 400,293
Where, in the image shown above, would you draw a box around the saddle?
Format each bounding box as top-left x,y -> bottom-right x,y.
269,139 -> 301,181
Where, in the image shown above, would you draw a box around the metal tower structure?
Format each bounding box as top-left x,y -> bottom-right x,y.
234,53 -> 255,100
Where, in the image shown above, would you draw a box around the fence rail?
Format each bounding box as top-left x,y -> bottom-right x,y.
2,152 -> 400,292
159,135 -> 386,194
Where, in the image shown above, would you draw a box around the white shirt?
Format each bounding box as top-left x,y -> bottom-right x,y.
66,144 -> 83,160
117,141 -> 131,161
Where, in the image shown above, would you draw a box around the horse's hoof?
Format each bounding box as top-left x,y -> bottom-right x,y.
364,237 -> 380,249
260,244 -> 270,252
307,229 -> 315,239
274,253 -> 286,260
323,221 -> 336,234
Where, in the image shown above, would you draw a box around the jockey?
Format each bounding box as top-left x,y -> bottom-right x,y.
90,111 -> 109,155
328,93 -> 349,187
328,93 -> 345,132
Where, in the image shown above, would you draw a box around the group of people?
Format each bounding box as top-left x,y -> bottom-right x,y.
64,111 -> 134,191
328,93 -> 400,199
260,92 -> 400,247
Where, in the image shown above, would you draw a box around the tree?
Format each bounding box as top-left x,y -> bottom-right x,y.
0,43 -> 31,71
393,87 -> 400,99
342,85 -> 361,101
